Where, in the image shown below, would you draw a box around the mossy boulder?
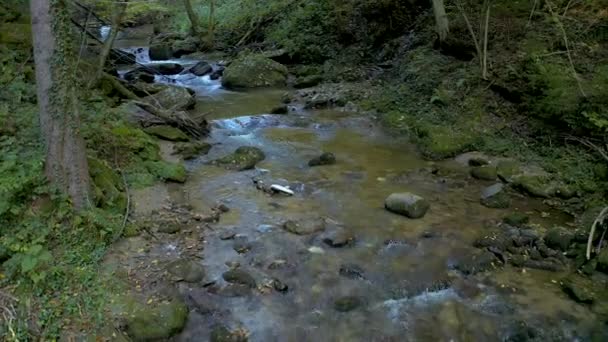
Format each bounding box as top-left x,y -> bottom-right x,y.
173,142 -> 212,159
222,55 -> 288,89
88,157 -> 126,209
167,259 -> 205,283
544,227 -> 574,252
496,160 -> 521,183
222,269 -> 256,288
384,193 -> 430,219
145,161 -> 187,183
145,125 -> 190,142
503,212 -> 530,226
513,175 -> 555,198
480,183 -> 510,209
144,86 -> 196,111
471,165 -> 497,181
125,300 -> 188,340
294,75 -> 323,89
149,44 -> 173,60
561,275 -> 597,304
213,146 -> 265,171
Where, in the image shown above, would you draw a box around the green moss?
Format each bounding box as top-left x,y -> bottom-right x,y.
145,161 -> 187,183
513,175 -> 555,198
173,142 -> 212,160
213,146 -> 266,171
471,165 -> 497,181
88,157 -> 126,210
124,299 -> 188,340
417,124 -> 480,160
144,125 -> 190,142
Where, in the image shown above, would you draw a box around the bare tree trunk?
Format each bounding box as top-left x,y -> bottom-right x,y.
183,0 -> 202,38
31,0 -> 91,209
95,0 -> 128,81
432,0 -> 449,42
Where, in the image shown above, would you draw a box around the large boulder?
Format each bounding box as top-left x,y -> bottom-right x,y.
144,63 -> 184,75
384,193 -> 430,219
144,86 -> 196,111
172,37 -> 199,57
222,54 -> 288,89
124,68 -> 155,83
149,44 -> 173,60
125,299 -> 188,340
212,146 -> 265,171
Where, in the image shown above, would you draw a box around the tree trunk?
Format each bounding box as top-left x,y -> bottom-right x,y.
95,0 -> 128,82
207,0 -> 216,46
432,0 -> 449,42
31,0 -> 91,209
183,0 -> 202,38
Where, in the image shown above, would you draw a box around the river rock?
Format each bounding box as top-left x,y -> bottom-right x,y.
124,68 -> 155,83
503,212 -> 530,226
384,193 -> 430,219
453,250 -> 497,275
339,264 -> 365,280
144,86 -> 196,111
334,296 -> 362,312
222,54 -> 288,89
149,44 -> 173,60
125,299 -> 188,340
294,75 -> 323,89
189,61 -> 212,76
496,160 -> 521,182
471,165 -> 497,181
270,104 -> 288,114
513,175 -> 555,198
210,67 -> 224,80
308,152 -> 336,167
272,278 -> 289,292
213,146 -> 266,171
222,269 -> 256,288
283,219 -> 326,235
322,228 -> 355,247
480,183 -> 510,209
172,37 -> 199,57
596,249 -> 608,273
544,227 -> 574,251
233,236 -> 252,254
166,259 -> 205,283
145,125 -> 190,142
210,325 -> 248,342
142,63 -> 184,75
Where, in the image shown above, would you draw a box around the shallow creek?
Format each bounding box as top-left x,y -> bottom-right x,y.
118,42 -> 600,341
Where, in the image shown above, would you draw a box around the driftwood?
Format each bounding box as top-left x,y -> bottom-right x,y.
586,206 -> 608,260
100,73 -> 207,138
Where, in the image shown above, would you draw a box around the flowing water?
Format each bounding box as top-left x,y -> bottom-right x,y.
115,34 -> 603,340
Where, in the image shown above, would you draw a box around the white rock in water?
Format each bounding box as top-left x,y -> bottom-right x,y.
270,184 -> 294,195
308,246 -> 325,254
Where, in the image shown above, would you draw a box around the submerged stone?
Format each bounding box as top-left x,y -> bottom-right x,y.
503,212 -> 530,226
173,141 -> 212,159
384,192 -> 430,219
145,125 -> 190,142
222,269 -> 256,288
213,146 -> 266,171
283,219 -> 326,235
334,296 -> 362,312
308,152 -> 336,167
189,61 -> 212,76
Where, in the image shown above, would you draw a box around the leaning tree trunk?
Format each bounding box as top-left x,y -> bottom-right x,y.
95,0 -> 128,82
31,0 -> 91,209
207,0 -> 216,46
432,0 -> 449,42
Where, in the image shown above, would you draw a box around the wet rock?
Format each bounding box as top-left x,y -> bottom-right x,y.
125,299 -> 188,340
270,104 -> 288,114
272,278 -> 289,292
334,296 -> 362,312
222,269 -> 256,288
268,259 -> 288,270
385,192 -> 430,219
216,284 -> 251,297
544,227 -> 574,251
189,61 -> 212,76
172,37 -> 199,57
523,258 -> 564,272
222,54 -> 288,89
124,68 -> 155,83
308,152 -> 336,167
453,250 -> 498,275
144,63 -> 184,75
144,86 -> 196,111
210,67 -> 224,80
471,165 -> 497,181
473,232 -> 510,251
166,259 -> 205,283
233,237 -> 252,254
503,212 -> 530,226
157,221 -> 182,234
173,141 -> 212,160
339,264 -> 365,280
294,75 -> 323,89
480,183 -> 510,209
213,146 -> 266,171
283,219 -> 325,235
504,321 -> 539,342
145,125 -> 190,142
561,275 -> 596,303
149,44 -> 173,60
220,231 -> 236,240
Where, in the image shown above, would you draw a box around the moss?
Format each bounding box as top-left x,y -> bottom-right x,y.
124,299 -> 188,340
496,160 -> 521,182
145,161 -> 187,183
144,125 -> 190,142
173,142 -> 212,160
417,124 -> 480,160
0,23 -> 32,46
513,175 -> 555,198
503,213 -> 530,226
471,165 -> 497,181
213,146 -> 266,171
88,157 -> 126,210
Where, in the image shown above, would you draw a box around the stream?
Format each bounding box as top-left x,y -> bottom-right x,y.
110,31 -> 603,341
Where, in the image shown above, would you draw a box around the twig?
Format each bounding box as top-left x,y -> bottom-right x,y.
526,0 -> 538,28
586,206 -> 608,260
565,136 -> 608,162
562,0 -> 576,17
455,0 -> 482,69
482,1 -> 491,80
